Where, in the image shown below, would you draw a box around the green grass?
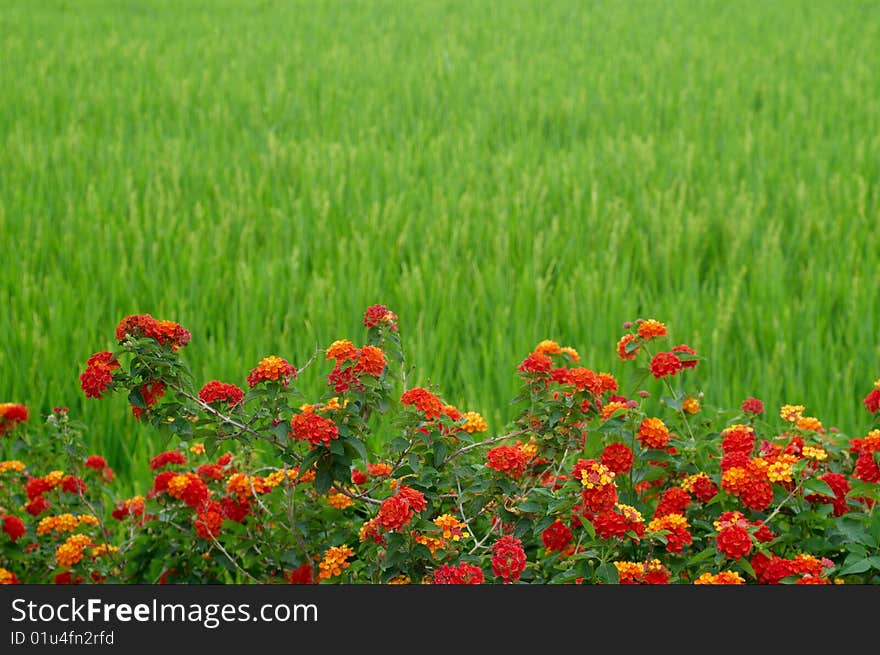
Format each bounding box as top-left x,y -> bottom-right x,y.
2,0 -> 879,489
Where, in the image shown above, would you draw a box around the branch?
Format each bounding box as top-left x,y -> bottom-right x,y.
449,429 -> 530,460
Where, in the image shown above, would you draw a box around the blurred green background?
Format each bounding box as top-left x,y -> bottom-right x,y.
2,0 -> 878,487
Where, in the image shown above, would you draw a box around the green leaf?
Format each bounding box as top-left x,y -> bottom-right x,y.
803,479 -> 836,498
408,452 -> 420,472
737,557 -> 756,579
517,501 -> 541,513
433,442 -> 448,468
596,562 -> 619,584
271,421 -> 290,442
839,558 -> 872,575
315,470 -> 333,495
345,436 -> 369,463
128,388 -> 147,410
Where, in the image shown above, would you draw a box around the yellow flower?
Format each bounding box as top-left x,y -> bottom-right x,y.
0,460 -> 26,474
433,514 -> 468,541
801,445 -> 827,461
189,443 -> 206,455
767,461 -> 793,483
682,396 -> 700,415
780,404 -> 805,423
387,574 -> 411,585
0,568 -> 19,585
44,470 -> 65,487
90,544 -> 119,558
580,462 -> 615,489
461,412 -> 487,434
327,492 -> 354,510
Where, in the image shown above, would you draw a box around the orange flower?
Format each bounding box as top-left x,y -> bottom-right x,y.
616,334 -> 639,361
354,345 -> 387,377
326,339 -> 358,362
247,356 -> 297,388
55,534 -> 93,568
400,388 -> 443,419
327,492 -> 354,510
637,319 -> 667,339
694,571 -> 745,585
317,545 -> 354,581
601,401 -> 629,421
534,340 -> 562,355
638,417 -> 670,449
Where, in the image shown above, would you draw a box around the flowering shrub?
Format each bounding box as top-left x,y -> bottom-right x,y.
1,310 -> 880,585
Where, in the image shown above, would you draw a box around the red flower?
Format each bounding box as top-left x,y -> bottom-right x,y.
740,475 -> 774,512
25,477 -> 51,500
715,512 -> 753,560
592,511 -> 630,540
377,496 -> 413,532
115,314 -> 190,349
289,411 -> 339,448
434,562 -> 484,585
363,304 -> 398,330
376,485 -> 426,532
752,553 -> 794,584
61,476 -> 86,494
53,572 -> 84,585
0,403 -> 28,435
541,519 -> 573,552
864,388 -> 880,414
247,356 -> 297,388
616,334 -> 639,361
149,450 -> 187,471
491,536 -> 527,583
220,496 -> 251,523
637,418 -> 670,449
854,452 -> 880,483
327,365 -> 358,393
487,445 -> 530,480
197,464 -> 224,481
351,469 -> 368,486
396,485 -> 427,512
194,501 -> 223,539
2,516 -> 25,542
722,426 -> 755,456
25,497 -> 50,516
741,397 -> 765,415
167,473 -> 210,511
198,381 -> 244,407
286,564 -> 314,584
84,455 -> 107,470
400,388 -> 443,420
671,344 -> 698,369
79,351 -> 119,399
654,487 -> 690,518
566,368 -> 601,394
517,352 -> 553,374
720,451 -> 751,471
131,380 -> 166,420
649,351 -> 683,379
600,443 -> 634,474
804,472 -> 850,517
152,470 -> 177,494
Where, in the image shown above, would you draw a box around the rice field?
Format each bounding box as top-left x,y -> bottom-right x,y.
2,0 -> 879,489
